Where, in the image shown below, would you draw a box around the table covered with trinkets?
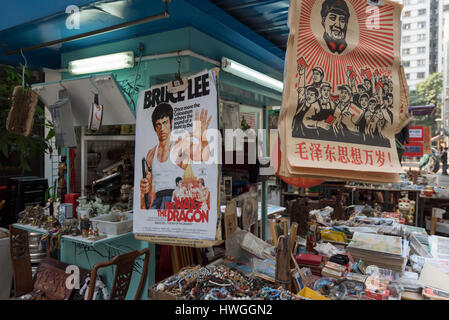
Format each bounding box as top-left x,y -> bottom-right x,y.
148,265 -> 302,300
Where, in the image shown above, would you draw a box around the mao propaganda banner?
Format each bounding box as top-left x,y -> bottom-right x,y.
133,69 -> 219,240
280,0 -> 404,177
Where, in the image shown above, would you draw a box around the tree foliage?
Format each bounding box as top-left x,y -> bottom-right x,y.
408,72 -> 443,137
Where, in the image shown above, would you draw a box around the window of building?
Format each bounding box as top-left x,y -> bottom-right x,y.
403,35 -> 411,42
403,61 -> 410,67
417,21 -> 426,29
417,59 -> 426,66
417,72 -> 425,79
404,10 -> 411,17
444,4 -> 449,11
417,9 -> 426,16
403,48 -> 411,55
417,47 -> 426,54
403,23 -> 411,30
417,34 -> 426,41
406,73 -> 410,80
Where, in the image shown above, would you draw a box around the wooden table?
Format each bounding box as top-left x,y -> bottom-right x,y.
418,195 -> 449,229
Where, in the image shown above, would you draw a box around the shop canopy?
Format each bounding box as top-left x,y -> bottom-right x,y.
408,105 -> 437,116
0,0 -> 288,73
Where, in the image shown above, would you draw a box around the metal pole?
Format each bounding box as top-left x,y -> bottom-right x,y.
262,106 -> 269,241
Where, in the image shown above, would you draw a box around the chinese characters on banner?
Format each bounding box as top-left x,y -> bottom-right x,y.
279,0 -> 404,183
133,69 -> 219,241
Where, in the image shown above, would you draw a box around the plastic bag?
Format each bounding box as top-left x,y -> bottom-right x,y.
320,229 -> 348,243
313,242 -> 344,257
365,265 -> 395,281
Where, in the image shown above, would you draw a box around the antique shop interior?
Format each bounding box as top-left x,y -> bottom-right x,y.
1,0 -> 449,301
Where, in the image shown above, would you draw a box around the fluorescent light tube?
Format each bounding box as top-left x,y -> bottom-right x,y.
69,51 -> 135,75
221,57 -> 283,92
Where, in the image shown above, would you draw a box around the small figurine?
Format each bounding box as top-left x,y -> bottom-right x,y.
57,156 -> 67,203
87,224 -> 93,237
18,206 -> 34,224
397,196 -> 416,224
43,215 -> 61,231
120,184 -> 132,202
127,187 -> 133,211
76,196 -> 93,220
93,226 -> 99,237
92,196 -> 110,215
80,217 -> 91,237
373,203 -> 383,217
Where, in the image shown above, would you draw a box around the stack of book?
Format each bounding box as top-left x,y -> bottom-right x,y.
321,261 -> 346,279
296,253 -> 324,276
347,233 -> 408,273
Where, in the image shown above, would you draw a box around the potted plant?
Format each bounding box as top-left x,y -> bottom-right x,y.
0,64 -> 57,176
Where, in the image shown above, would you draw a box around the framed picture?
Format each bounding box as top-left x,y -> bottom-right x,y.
224,176 -> 232,198
87,152 -> 101,168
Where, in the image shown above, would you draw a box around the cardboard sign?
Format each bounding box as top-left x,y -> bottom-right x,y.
403,142 -> 424,157
133,69 -> 220,241
409,126 -> 424,142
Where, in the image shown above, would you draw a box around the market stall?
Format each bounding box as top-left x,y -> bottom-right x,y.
1,0 -> 288,300
2,0 -> 449,304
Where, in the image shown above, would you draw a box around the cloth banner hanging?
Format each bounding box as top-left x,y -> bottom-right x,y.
133,69 -> 220,242
280,0 -> 404,182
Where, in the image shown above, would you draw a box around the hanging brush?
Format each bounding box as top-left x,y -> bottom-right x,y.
6,50 -> 39,136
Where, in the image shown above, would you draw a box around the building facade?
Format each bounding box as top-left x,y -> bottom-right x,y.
397,0 -> 449,91
443,12 -> 449,143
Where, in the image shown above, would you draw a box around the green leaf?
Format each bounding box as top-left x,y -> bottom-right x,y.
46,129 -> 55,141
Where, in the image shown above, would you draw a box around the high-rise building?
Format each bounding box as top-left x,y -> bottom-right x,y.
442,12 -> 449,139
396,0 -> 449,91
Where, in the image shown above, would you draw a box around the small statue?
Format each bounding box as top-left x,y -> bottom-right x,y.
373,203 -> 383,217
61,218 -> 79,235
92,196 -> 110,215
28,205 -> 46,228
120,153 -> 133,185
19,206 -> 34,224
127,187 -> 134,211
57,156 -> 67,203
120,184 -> 132,203
397,196 -> 415,224
87,224 -> 93,237
76,196 -> 93,220
47,198 -> 55,217
43,215 -> 61,231
93,226 -> 99,237
80,217 -> 91,238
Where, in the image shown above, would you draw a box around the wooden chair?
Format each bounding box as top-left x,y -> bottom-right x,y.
9,225 -> 34,297
87,248 -> 150,300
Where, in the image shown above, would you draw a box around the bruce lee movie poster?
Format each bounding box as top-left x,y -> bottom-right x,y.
133,69 -> 219,241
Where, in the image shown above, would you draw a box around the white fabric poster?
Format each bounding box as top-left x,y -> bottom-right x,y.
133,69 -> 219,240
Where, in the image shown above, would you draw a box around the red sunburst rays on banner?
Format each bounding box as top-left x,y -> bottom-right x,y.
296,0 -> 395,90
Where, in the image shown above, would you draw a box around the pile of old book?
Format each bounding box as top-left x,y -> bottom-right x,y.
296,253 -> 325,276
347,232 -> 409,273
